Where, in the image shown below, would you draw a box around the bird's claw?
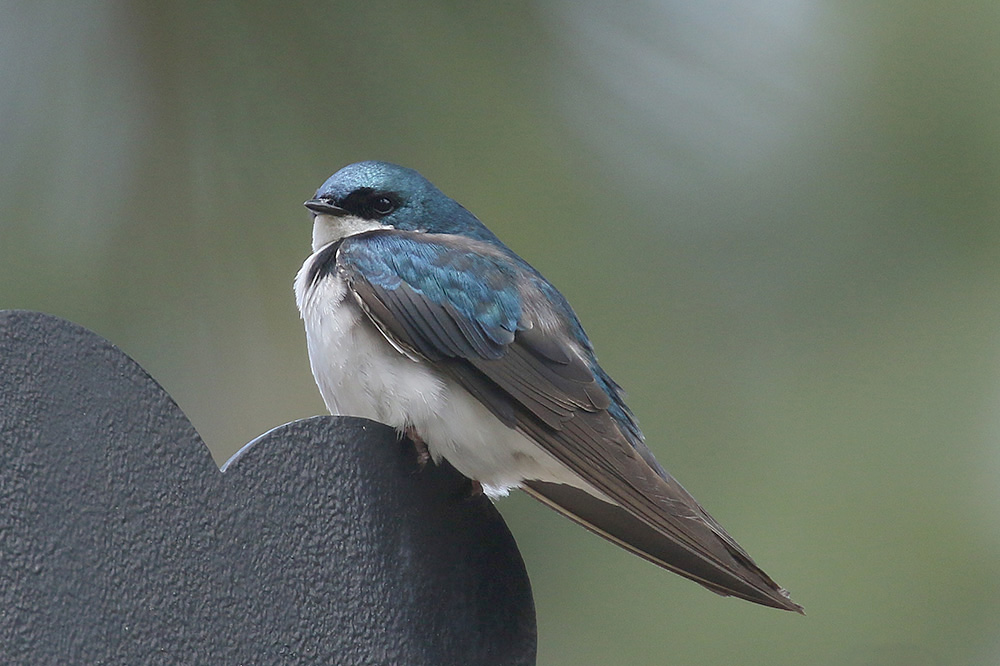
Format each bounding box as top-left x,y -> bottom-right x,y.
404,426 -> 431,469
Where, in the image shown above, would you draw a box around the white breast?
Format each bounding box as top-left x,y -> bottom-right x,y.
294,246 -> 598,498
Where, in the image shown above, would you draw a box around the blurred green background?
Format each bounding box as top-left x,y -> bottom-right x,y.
3,1 -> 999,663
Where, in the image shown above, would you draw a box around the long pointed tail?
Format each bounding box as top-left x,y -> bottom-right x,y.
524,480 -> 803,613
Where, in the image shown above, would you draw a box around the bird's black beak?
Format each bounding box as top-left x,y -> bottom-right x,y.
304,198 -> 348,216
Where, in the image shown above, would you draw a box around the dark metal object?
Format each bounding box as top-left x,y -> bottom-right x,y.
0,310 -> 536,665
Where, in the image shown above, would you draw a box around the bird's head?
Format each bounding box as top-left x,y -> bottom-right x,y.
304,161 -> 501,252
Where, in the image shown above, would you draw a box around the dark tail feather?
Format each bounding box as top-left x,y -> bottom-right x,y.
524,481 -> 803,613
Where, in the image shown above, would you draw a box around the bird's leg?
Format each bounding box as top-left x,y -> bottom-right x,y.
404,426 -> 431,468
403,426 -> 482,497
464,478 -> 484,498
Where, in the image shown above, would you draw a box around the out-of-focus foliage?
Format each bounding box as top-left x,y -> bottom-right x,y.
3,2 -> 999,664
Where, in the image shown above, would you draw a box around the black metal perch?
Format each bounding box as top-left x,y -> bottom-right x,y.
0,310 -> 536,665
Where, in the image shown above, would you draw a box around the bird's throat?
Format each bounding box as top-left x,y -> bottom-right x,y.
312,214 -> 388,253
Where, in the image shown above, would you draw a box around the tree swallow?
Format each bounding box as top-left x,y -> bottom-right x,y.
294,161 -> 802,613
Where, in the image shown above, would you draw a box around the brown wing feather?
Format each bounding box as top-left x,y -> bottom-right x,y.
513,410 -> 803,612
446,344 -> 802,612
521,481 -> 801,610
337,232 -> 801,612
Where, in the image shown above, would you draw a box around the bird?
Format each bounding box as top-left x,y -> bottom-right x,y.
294,160 -> 802,613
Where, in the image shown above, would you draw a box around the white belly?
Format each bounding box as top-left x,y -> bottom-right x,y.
294,254 -> 594,498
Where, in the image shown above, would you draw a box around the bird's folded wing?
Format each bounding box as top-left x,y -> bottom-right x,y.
335,230 -> 801,612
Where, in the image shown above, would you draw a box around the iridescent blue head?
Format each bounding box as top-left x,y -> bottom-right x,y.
304,161 -> 502,251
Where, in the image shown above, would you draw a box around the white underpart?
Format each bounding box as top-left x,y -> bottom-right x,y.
294,213 -> 604,498
311,212 -> 385,252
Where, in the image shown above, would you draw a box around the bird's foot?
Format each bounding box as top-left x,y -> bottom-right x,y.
462,477 -> 484,499
404,426 -> 431,469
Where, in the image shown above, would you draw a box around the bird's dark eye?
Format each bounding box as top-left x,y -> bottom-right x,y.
371,196 -> 395,215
